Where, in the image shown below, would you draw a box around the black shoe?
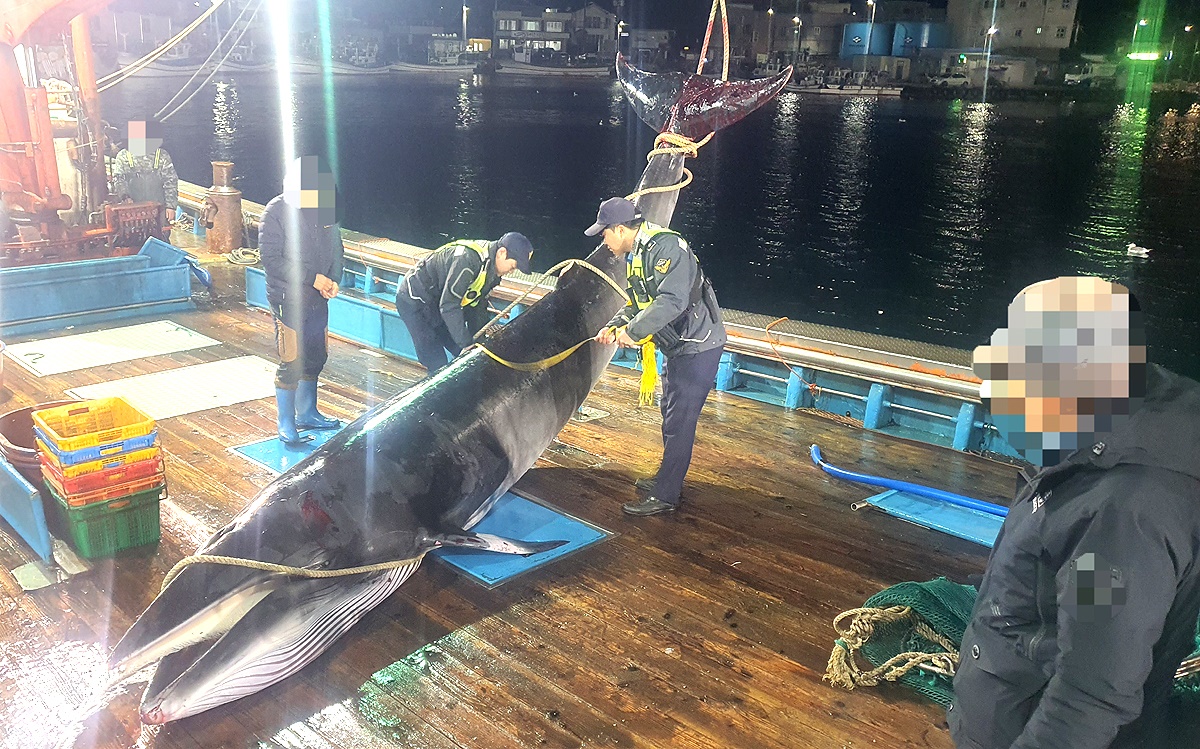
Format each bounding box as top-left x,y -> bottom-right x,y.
622,496 -> 677,516
634,477 -> 656,493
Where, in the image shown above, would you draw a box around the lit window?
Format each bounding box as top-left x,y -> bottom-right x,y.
545,21 -> 564,32
1055,26 -> 1066,38
1036,27 -> 1043,34
498,19 -> 517,31
522,20 -> 540,32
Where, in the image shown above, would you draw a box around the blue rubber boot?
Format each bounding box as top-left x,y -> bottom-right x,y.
276,387 -> 312,445
295,379 -> 340,430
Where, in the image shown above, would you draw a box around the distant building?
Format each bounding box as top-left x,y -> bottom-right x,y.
571,2 -> 618,59
626,29 -> 674,67
493,6 -> 572,55
876,1 -> 945,23
946,0 -> 1078,58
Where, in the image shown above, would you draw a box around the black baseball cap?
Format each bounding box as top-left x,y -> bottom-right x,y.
499,232 -> 533,273
584,197 -> 641,237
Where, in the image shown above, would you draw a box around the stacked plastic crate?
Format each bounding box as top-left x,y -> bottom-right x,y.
33,398 -> 166,558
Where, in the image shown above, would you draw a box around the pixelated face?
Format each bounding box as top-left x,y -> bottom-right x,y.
283,155 -> 337,225
127,120 -> 163,157
972,277 -> 1146,466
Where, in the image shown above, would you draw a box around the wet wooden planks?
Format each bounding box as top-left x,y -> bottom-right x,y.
0,301 -> 1023,749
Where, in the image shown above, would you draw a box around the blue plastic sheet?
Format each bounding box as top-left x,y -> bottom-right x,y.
865,490 -> 1004,548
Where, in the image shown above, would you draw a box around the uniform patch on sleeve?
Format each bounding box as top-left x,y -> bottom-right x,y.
654,258 -> 671,274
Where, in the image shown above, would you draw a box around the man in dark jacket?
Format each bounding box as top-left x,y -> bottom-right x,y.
588,197 -> 726,517
394,233 -> 533,373
950,276 -> 1200,749
259,155 -> 344,445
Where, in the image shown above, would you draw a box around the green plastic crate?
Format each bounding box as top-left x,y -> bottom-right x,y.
49,481 -> 164,558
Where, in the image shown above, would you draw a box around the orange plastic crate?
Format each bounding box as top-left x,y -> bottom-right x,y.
32,398 -> 155,453
41,451 -> 164,497
43,470 -> 166,508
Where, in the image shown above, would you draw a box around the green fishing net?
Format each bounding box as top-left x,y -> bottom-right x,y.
851,578 -> 1200,705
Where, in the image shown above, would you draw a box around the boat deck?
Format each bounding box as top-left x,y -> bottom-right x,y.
0,288 -> 1031,748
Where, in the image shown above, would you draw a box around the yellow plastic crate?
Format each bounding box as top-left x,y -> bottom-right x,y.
32,398 -> 155,453
38,444 -> 161,478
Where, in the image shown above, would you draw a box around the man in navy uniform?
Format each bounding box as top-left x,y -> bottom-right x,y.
589,197 -> 726,517
395,233 -> 533,373
259,155 -> 344,445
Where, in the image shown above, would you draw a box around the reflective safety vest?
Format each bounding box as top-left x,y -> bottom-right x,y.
435,239 -> 491,308
627,223 -> 682,311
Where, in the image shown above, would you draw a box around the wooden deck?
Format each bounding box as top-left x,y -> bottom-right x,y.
0,280 -> 1023,748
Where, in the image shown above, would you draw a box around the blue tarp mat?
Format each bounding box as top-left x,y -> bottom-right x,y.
232,430 -> 338,474
865,489 -> 1004,548
232,433 -> 611,587
430,492 -> 610,588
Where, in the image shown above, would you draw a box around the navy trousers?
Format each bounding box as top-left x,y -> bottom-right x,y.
396,296 -> 459,373
653,345 -> 724,507
271,292 -> 329,389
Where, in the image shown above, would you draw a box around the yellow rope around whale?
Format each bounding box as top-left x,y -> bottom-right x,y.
469,257 -> 627,372
159,552 -> 427,591
624,132 -> 716,202
824,605 -> 961,691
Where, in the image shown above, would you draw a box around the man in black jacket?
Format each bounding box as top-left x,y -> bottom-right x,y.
394,233 -> 533,373
950,276 -> 1200,749
259,155 -> 344,445
588,197 -> 726,517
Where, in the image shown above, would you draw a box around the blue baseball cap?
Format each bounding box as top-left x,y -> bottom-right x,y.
498,232 -> 533,273
585,197 -> 641,237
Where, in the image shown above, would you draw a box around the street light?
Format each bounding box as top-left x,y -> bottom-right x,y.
864,0 -> 876,73
794,16 -> 801,65
1132,17 -> 1148,52
462,5 -> 469,47
983,25 -> 998,102
767,8 -> 774,66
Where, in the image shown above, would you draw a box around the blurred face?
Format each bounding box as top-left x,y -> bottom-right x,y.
972,277 -> 1146,466
284,155 -> 338,225
127,120 -> 163,157
601,224 -> 637,256
494,247 -> 519,276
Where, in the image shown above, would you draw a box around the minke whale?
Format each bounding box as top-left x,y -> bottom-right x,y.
109,54 -> 790,724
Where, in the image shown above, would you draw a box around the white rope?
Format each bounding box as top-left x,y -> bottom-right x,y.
157,0 -> 263,122
97,0 -> 228,92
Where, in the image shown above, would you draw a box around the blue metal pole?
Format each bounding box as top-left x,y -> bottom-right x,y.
810,444 -> 1009,517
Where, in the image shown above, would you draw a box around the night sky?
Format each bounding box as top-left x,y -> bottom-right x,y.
112,0 -> 1200,55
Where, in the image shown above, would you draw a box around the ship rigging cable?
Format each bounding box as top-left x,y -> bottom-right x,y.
156,0 -> 264,122
96,0 -> 229,92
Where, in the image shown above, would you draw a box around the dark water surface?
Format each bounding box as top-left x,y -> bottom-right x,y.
104,76 -> 1200,377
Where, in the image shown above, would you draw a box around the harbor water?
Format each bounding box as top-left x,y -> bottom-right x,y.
103,76 -> 1200,377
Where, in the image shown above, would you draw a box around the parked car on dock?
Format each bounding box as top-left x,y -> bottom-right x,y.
931,72 -> 970,88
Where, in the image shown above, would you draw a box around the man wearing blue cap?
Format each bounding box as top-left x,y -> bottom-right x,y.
395,232 -> 534,373
588,196 -> 726,517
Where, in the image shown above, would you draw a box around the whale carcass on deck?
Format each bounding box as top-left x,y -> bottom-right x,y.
109,55 -> 792,724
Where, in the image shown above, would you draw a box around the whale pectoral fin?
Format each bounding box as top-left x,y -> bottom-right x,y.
432,532 -> 568,557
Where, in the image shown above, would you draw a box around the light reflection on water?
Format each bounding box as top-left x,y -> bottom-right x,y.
102,77 -> 1200,376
